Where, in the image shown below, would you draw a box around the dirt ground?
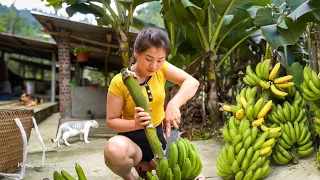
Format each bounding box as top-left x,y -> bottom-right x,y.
1,113 -> 320,179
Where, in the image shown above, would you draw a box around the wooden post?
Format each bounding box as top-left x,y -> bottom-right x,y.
105,32 -> 112,86
19,63 -> 25,78
41,62 -> 44,80
51,52 -> 56,102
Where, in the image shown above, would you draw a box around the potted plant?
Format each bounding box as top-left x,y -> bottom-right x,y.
74,45 -> 89,62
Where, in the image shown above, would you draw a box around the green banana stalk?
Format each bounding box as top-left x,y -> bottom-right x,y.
121,68 -> 165,160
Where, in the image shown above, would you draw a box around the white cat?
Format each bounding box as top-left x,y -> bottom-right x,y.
51,120 -> 99,147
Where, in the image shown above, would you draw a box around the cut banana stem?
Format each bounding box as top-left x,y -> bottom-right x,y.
121,68 -> 165,160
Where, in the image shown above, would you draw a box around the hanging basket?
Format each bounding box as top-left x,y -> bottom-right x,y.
76,52 -> 89,62
0,109 -> 34,173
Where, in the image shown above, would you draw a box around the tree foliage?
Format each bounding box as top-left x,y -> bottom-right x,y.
0,4 -> 52,41
135,2 -> 164,28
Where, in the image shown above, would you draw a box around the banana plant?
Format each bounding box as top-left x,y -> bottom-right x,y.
259,0 -> 320,86
261,0 -> 320,50
43,0 -> 158,68
160,0 -> 274,123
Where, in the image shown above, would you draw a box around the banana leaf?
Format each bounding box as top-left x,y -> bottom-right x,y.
287,62 -> 304,86
180,0 -> 205,24
261,0 -> 320,49
211,0 -> 271,15
272,0 -> 285,5
118,0 -> 159,9
66,3 -> 103,17
253,7 -> 274,26
162,0 -> 205,25
285,0 -> 306,11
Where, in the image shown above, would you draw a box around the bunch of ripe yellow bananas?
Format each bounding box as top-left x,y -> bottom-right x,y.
217,118 -> 278,180
243,59 -> 294,98
301,66 -> 320,102
154,138 -> 202,180
53,163 -> 87,180
271,121 -> 313,165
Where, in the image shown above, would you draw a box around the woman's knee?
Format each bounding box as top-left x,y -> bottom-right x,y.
104,136 -> 129,160
104,135 -> 142,166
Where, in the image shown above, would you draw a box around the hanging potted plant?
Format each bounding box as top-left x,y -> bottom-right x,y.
74,45 -> 90,62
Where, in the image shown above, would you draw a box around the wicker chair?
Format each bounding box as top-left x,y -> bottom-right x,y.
0,109 -> 46,179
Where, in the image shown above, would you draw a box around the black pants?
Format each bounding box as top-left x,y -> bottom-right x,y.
118,125 -> 167,162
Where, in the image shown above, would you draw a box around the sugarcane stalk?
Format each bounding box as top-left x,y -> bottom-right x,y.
121,68 -> 165,162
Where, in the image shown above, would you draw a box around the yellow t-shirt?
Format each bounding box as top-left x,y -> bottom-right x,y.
108,61 -> 169,127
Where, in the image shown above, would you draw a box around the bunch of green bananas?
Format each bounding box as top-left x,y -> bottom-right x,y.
313,117 -> 320,136
283,85 -> 298,99
256,82 -> 314,165
310,108 -> 320,167
53,163 -> 87,180
317,145 -> 320,165
217,127 -> 275,180
219,59 -> 316,178
243,59 -> 271,89
222,117 -> 251,143
310,101 -> 320,119
260,125 -> 282,139
271,121 -> 313,165
238,87 -> 272,124
146,171 -> 158,180
220,87 -> 273,124
222,116 -> 280,144
301,66 -> 320,102
154,138 -> 203,180
267,100 -> 307,125
308,102 -> 320,136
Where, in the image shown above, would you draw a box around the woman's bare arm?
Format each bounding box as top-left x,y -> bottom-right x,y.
164,63 -> 200,137
106,92 -> 150,132
166,63 -> 200,108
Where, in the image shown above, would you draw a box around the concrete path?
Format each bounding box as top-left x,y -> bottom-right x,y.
1,113 -> 215,180
2,112 -> 320,179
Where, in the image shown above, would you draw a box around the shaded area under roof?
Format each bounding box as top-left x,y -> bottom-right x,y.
31,11 -> 138,72
0,32 -> 57,60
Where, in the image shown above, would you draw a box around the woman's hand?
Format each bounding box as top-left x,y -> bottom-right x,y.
164,104 -> 181,138
134,107 -> 151,129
